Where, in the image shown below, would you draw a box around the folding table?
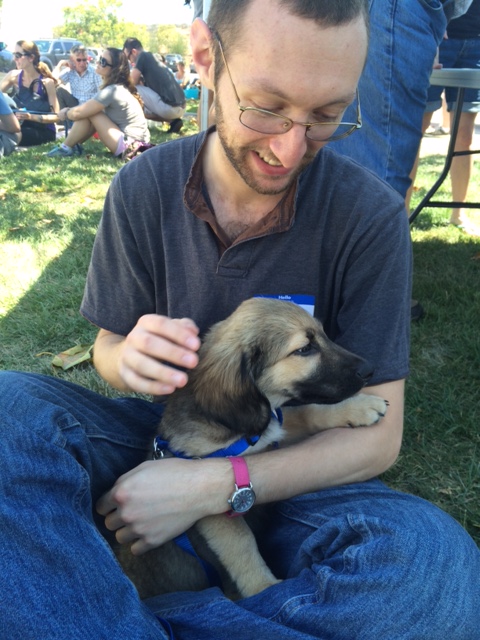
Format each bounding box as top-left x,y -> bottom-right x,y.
409,68 -> 480,224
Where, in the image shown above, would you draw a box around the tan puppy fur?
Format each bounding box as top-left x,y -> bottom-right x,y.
117,298 -> 387,599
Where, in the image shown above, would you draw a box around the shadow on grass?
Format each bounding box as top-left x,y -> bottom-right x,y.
0,205 -> 101,380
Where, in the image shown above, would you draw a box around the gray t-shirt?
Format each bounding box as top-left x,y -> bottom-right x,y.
81,130 -> 411,386
94,84 -> 150,142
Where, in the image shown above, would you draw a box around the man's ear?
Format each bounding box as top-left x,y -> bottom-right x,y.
190,18 -> 215,91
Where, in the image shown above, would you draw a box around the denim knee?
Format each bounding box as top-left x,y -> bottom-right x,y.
249,483 -> 480,638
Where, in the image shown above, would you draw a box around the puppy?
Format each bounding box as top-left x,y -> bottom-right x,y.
117,298 -> 387,599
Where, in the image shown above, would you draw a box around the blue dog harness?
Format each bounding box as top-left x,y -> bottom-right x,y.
152,408 -> 284,589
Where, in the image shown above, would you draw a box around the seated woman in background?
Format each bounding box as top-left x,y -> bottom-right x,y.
47,48 -> 150,158
0,40 -> 59,147
174,61 -> 189,88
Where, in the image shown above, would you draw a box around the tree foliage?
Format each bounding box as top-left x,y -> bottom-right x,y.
53,0 -> 189,53
150,25 -> 189,57
55,0 -> 122,46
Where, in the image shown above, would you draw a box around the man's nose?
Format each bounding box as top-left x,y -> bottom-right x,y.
268,124 -> 310,169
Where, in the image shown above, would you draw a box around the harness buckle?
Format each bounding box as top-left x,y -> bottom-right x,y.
153,437 -> 166,460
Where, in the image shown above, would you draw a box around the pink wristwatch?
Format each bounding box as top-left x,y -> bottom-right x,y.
226,456 -> 256,517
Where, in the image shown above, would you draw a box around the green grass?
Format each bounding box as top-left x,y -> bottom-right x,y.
384,152 -> 480,541
1,123 -> 479,544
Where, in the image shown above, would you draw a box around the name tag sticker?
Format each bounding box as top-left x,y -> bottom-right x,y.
255,294 -> 315,317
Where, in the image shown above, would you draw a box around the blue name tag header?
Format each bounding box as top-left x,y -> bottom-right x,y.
255,294 -> 315,317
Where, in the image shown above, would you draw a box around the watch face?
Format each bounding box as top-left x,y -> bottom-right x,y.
230,487 -> 256,513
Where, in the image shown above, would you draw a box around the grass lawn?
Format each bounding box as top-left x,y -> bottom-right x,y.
1,112 -> 479,545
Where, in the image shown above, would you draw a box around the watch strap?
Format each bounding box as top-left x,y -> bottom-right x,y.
227,456 -> 250,488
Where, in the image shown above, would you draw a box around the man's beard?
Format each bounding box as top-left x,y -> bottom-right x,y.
215,98 -> 317,196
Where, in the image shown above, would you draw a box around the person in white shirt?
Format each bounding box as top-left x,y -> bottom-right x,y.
53,45 -> 101,109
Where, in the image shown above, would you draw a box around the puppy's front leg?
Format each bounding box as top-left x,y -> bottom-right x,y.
195,514 -> 281,598
282,393 -> 388,442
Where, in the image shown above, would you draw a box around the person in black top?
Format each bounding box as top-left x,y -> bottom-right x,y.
123,37 -> 186,133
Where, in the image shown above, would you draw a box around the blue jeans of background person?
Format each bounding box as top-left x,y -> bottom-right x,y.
334,0 -> 448,199
1,371 -> 479,640
426,37 -> 480,112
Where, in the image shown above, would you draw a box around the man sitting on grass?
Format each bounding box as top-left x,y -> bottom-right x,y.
1,2 -> 479,638
53,45 -> 102,110
123,37 -> 186,134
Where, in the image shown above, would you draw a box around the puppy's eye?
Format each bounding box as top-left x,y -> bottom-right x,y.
292,344 -> 313,356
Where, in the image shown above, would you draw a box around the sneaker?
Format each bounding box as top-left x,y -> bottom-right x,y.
168,118 -> 183,134
46,144 -> 81,157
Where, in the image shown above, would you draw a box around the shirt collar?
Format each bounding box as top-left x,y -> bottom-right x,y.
184,127 -> 299,252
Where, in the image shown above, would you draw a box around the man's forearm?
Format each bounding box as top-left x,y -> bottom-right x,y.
93,330 -> 130,391
52,60 -> 68,80
247,380 -> 404,504
1,114 -> 21,134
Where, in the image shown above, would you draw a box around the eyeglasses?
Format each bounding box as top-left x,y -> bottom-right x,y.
97,57 -> 113,68
14,52 -> 30,59
215,36 -> 362,143
76,58 -> 88,63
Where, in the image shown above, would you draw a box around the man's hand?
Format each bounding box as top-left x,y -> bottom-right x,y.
96,458 -> 230,555
93,315 -> 201,395
14,111 -> 31,121
57,107 -> 69,122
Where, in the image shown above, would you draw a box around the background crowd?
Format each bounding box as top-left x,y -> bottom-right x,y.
0,36 -> 190,159
1,3 -> 479,239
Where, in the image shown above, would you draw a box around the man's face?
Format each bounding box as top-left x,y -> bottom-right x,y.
213,0 -> 368,196
71,51 -> 89,75
125,48 -> 138,64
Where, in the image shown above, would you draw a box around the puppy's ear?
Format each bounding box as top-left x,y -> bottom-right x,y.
191,343 -> 272,437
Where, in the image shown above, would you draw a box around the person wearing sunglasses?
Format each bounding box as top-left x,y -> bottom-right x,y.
53,45 -> 102,112
0,40 -> 59,147
46,48 -> 149,158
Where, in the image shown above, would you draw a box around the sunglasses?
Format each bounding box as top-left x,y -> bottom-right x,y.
14,52 -> 30,59
76,58 -> 88,63
97,57 -> 113,68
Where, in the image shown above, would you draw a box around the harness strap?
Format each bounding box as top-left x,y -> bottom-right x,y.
174,532 -> 222,588
153,409 -> 283,460
152,408 -> 283,590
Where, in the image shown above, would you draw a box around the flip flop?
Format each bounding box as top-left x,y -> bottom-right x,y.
449,222 -> 480,237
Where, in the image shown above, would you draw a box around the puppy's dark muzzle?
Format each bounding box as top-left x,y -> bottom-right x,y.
294,346 -> 375,405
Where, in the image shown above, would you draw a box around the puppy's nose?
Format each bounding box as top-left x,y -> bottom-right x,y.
356,360 -> 374,384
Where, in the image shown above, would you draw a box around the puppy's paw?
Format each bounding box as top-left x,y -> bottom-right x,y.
346,394 -> 388,427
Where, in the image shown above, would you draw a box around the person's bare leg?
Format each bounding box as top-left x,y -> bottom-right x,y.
89,113 -> 124,154
64,120 -> 96,147
441,95 -> 450,133
450,111 -> 477,229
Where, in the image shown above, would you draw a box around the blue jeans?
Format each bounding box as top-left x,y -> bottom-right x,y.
334,0 -> 448,198
1,371 -> 479,639
426,37 -> 480,112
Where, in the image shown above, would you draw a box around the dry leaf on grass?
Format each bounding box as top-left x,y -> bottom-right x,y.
51,344 -> 94,370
